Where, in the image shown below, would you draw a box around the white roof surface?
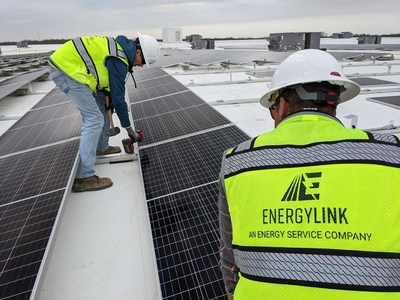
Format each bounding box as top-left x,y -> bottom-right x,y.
0,40 -> 399,300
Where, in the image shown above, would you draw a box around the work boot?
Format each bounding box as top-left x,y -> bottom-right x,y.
72,175 -> 113,192
96,146 -> 121,156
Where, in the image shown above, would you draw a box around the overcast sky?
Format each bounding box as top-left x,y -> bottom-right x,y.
1,0 -> 399,42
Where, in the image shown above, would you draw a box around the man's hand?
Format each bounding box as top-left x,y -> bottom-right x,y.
126,127 -> 143,143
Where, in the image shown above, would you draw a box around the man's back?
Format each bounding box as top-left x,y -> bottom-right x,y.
222,111 -> 400,299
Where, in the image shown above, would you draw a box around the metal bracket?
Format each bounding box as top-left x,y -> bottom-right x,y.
95,153 -> 138,164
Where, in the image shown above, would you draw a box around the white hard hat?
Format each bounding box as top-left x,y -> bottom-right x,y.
137,32 -> 160,67
260,49 -> 361,108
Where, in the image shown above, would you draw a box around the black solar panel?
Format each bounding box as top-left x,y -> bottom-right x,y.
11,102 -> 78,128
368,95 -> 400,109
0,140 -> 79,206
0,68 -> 48,100
0,82 -> 30,100
31,88 -> 70,109
134,104 -> 231,146
148,182 -> 225,300
134,75 -> 179,90
0,115 -> 81,156
349,77 -> 398,86
131,66 -> 169,81
0,190 -> 65,300
4,68 -> 48,85
0,87 -> 80,156
140,125 -> 248,200
131,91 -> 205,120
128,81 -> 188,103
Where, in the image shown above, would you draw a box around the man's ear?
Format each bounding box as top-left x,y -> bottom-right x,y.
278,97 -> 289,119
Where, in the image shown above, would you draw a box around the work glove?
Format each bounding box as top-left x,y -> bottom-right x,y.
126,127 -> 144,143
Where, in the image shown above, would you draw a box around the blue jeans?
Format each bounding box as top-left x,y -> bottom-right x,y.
50,69 -> 110,179
94,91 -> 110,152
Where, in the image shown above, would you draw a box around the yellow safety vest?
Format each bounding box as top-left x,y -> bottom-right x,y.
50,36 -> 129,92
223,112 -> 400,299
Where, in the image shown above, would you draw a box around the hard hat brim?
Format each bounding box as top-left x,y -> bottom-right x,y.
137,32 -> 151,67
260,77 -> 361,108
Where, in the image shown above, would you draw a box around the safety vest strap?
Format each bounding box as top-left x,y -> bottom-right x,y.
234,138 -> 254,153
106,36 -> 128,61
234,246 -> 400,292
224,140 -> 400,178
366,131 -> 400,144
72,37 -> 128,91
72,37 -> 99,89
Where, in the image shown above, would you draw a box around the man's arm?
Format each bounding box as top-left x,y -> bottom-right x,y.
105,57 -> 131,128
218,164 -> 238,298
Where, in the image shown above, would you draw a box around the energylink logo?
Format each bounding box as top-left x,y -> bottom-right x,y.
281,172 -> 321,201
261,172 -> 350,225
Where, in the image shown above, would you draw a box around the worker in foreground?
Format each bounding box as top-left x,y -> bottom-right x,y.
49,33 -> 160,192
219,49 -> 400,299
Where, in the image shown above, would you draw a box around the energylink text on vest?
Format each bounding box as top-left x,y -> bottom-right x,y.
252,230 -> 372,241
262,207 -> 348,224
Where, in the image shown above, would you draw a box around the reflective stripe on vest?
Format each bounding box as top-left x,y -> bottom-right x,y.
234,246 -> 400,292
225,140 -> 400,178
72,37 -> 128,91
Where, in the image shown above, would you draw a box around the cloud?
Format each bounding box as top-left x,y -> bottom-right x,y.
1,0 -> 399,41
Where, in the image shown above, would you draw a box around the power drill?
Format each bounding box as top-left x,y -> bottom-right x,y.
122,138 -> 134,154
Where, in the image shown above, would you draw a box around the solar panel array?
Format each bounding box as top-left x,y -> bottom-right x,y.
153,49 -> 291,68
128,67 -> 250,299
347,77 -> 400,110
0,68 -> 48,100
152,48 -> 392,69
0,82 -> 29,100
0,88 -> 80,299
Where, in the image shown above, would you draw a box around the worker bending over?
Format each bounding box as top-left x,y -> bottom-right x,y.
49,33 -> 159,192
